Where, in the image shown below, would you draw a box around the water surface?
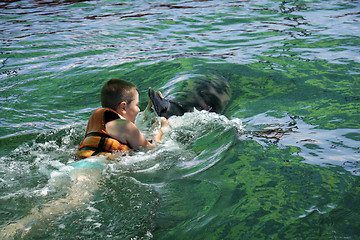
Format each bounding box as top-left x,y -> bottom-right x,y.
0,0 -> 359,239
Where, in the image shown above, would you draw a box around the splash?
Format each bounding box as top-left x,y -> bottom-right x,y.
0,109 -> 244,239
0,123 -> 158,239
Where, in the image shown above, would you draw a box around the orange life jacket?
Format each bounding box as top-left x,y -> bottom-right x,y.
76,108 -> 131,159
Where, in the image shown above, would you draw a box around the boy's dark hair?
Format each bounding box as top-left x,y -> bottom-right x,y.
101,79 -> 137,111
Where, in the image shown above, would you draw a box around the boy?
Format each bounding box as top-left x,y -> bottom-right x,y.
76,78 -> 169,159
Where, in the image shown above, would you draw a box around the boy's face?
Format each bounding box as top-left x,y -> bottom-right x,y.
122,90 -> 140,123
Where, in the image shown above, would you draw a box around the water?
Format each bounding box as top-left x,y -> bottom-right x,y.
0,0 -> 359,239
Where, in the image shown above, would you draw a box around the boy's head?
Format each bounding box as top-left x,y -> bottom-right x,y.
101,79 -> 137,111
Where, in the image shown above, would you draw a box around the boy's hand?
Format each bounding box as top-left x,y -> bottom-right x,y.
146,91 -> 164,111
154,117 -> 170,143
160,117 -> 169,128
156,91 -> 164,99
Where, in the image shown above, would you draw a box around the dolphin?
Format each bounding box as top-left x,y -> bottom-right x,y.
149,76 -> 231,118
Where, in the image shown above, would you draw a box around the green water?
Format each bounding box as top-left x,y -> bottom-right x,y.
0,0 -> 359,239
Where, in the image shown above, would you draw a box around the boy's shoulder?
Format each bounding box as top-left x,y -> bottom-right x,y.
105,118 -> 139,143
106,118 -> 130,132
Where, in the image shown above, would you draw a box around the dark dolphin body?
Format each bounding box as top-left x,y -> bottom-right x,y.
149,76 -> 231,118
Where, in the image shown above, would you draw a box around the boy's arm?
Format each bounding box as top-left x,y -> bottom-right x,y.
123,117 -> 169,148
154,117 -> 169,143
106,119 -> 153,149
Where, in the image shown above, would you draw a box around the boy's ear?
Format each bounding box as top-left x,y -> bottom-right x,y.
117,101 -> 127,113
